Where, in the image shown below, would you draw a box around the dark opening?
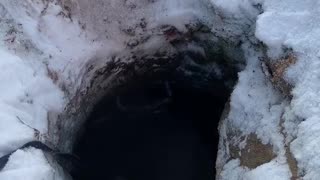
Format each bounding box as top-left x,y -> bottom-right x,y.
73,66 -> 231,180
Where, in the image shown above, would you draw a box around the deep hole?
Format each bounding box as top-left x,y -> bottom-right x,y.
73,67 -> 231,180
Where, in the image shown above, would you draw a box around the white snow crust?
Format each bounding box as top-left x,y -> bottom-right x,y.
0,0 -> 320,179
257,1 -> 320,179
0,0 -> 215,179
0,0 -> 94,178
0,147 -> 68,180
215,0 -> 320,179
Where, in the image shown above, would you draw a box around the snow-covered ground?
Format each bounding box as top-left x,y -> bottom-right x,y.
215,0 -> 320,179
0,147 -> 69,180
0,0 -> 320,179
0,0 -> 96,178
258,1 -> 320,179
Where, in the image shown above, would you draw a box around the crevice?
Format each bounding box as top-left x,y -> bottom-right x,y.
72,62 -> 234,180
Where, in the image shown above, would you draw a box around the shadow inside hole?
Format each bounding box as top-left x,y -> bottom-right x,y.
73,73 -> 229,180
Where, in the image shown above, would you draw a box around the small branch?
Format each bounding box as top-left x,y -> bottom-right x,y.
16,116 -> 40,138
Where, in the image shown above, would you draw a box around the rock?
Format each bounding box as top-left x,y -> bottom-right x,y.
229,134 -> 275,169
262,54 -> 297,97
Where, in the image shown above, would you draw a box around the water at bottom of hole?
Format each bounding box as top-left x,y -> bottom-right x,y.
73,78 -> 228,180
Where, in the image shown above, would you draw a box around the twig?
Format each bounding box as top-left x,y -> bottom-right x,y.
16,116 -> 40,138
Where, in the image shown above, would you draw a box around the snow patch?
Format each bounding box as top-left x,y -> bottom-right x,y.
228,44 -> 284,149
0,148 -> 67,180
0,49 -> 64,157
255,0 -> 320,179
244,160 -> 291,180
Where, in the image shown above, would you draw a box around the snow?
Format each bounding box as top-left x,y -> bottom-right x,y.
255,0 -> 320,179
0,148 -> 67,180
243,160 -> 291,180
0,0 -> 74,178
0,0 -> 129,178
219,160 -> 247,180
220,159 -> 291,180
217,42 -> 289,179
0,49 -> 64,157
227,45 -> 285,146
212,0 -> 320,179
1,0 -> 106,95
0,0 -> 319,179
212,0 -> 262,15
213,0 -> 320,179
154,0 -> 214,32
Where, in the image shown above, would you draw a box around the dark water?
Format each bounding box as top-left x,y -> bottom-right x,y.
73,79 -> 227,180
